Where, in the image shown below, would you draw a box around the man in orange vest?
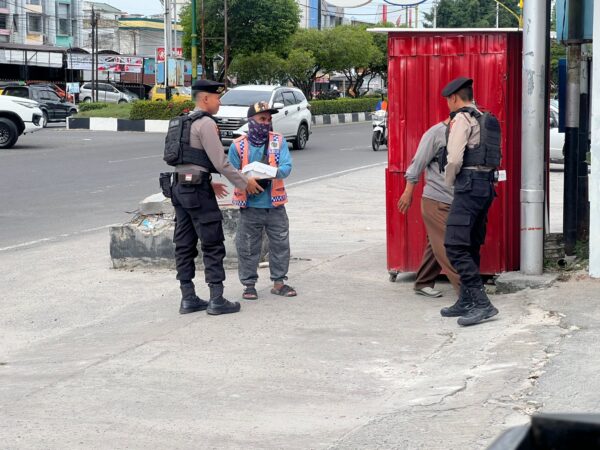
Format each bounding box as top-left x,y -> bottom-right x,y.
228,101 -> 296,300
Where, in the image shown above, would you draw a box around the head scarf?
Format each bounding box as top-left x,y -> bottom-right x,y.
247,118 -> 271,147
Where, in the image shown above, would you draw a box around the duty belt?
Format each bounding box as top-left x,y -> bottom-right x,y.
175,171 -> 212,185
462,168 -> 498,182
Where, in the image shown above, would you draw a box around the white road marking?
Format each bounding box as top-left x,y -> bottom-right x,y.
0,225 -> 117,252
287,162 -> 387,188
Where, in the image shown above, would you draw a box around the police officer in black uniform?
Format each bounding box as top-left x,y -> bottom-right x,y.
165,80 -> 263,315
440,77 -> 501,326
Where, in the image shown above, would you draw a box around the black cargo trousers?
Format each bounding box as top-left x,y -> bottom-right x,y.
444,170 -> 496,289
170,176 -> 226,285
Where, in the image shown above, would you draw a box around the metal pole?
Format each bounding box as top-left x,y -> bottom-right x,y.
224,0 -> 228,87
201,0 -> 206,79
564,44 -> 581,256
164,0 -> 172,98
590,1 -> 600,277
433,3 -> 437,28
173,0 -> 178,52
317,0 -> 322,30
577,45 -> 590,241
95,12 -> 99,102
496,2 -> 499,28
520,0 -> 549,275
191,0 -> 198,83
90,5 -> 96,101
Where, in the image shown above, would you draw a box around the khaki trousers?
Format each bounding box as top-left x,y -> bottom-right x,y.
414,197 -> 461,294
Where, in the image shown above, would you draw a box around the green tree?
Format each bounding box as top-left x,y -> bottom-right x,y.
180,0 -> 300,80
368,22 -> 395,89
283,49 -> 317,99
283,29 -> 330,99
550,41 -> 566,90
324,25 -> 382,97
423,0 -> 521,28
229,52 -> 286,84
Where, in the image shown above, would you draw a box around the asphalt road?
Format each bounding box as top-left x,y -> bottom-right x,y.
0,122 -> 385,250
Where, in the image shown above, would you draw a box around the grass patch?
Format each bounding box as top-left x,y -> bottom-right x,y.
75,102 -> 133,119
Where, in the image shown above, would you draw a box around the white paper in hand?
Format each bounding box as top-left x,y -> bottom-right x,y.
241,161 -> 277,179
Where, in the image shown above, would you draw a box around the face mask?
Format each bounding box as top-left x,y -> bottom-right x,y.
247,118 -> 271,146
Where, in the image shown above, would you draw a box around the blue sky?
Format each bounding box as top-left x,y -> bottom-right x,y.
107,0 -> 434,27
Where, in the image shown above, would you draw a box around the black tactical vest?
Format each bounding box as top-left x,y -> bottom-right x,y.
163,110 -> 218,172
448,107 -> 502,169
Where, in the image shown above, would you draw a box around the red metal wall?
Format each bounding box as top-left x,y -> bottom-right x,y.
386,31 -> 523,275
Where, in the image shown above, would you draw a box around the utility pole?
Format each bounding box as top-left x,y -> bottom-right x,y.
173,0 -> 178,52
191,0 -> 198,83
201,0 -> 206,79
433,2 -> 437,28
589,1 -> 600,277
95,11 -> 99,90
317,0 -> 322,30
496,2 -> 499,28
520,0 -> 549,275
91,5 -> 95,102
224,0 -> 228,87
164,0 -> 172,99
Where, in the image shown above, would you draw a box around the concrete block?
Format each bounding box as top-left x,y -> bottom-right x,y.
495,272 -> 559,294
90,117 -> 118,131
139,193 -> 174,215
110,203 -> 268,270
145,120 -> 169,133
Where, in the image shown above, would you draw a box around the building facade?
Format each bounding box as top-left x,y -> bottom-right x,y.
0,0 -> 83,47
296,0 -> 343,29
82,1 -> 121,52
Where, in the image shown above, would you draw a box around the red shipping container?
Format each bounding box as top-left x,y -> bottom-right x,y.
384,30 -> 523,280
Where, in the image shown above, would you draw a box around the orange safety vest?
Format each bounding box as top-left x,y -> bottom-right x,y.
231,132 -> 288,208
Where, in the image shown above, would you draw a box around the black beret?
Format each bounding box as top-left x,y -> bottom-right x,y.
192,79 -> 226,94
441,77 -> 473,97
247,101 -> 279,118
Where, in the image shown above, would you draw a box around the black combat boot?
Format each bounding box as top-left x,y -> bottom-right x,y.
179,281 -> 209,314
207,283 -> 241,315
440,285 -> 473,317
457,287 -> 499,326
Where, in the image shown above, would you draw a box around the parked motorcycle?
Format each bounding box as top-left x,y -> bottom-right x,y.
371,109 -> 388,151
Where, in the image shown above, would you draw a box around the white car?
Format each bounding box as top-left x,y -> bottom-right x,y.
80,82 -> 139,104
549,101 -> 564,164
216,85 -> 312,149
0,95 -> 43,149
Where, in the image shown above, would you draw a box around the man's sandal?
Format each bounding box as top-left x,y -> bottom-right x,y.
271,284 -> 297,297
242,286 -> 258,300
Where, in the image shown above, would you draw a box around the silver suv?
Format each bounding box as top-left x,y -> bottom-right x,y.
80,83 -> 138,104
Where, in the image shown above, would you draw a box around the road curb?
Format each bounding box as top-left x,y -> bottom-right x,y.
68,112 -> 373,133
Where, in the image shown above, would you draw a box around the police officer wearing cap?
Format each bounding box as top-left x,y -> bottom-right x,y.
440,77 -> 500,326
169,79 -> 263,316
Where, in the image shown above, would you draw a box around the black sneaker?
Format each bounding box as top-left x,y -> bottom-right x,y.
207,297 -> 241,315
179,295 -> 209,314
457,304 -> 499,326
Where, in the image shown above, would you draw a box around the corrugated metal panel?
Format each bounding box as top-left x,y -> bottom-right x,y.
386,30 -> 523,275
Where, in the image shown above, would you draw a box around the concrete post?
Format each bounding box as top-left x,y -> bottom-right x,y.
520,0 -> 549,275
589,4 -> 600,277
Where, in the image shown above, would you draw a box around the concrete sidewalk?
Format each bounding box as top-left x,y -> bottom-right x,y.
1,166 -> 599,449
